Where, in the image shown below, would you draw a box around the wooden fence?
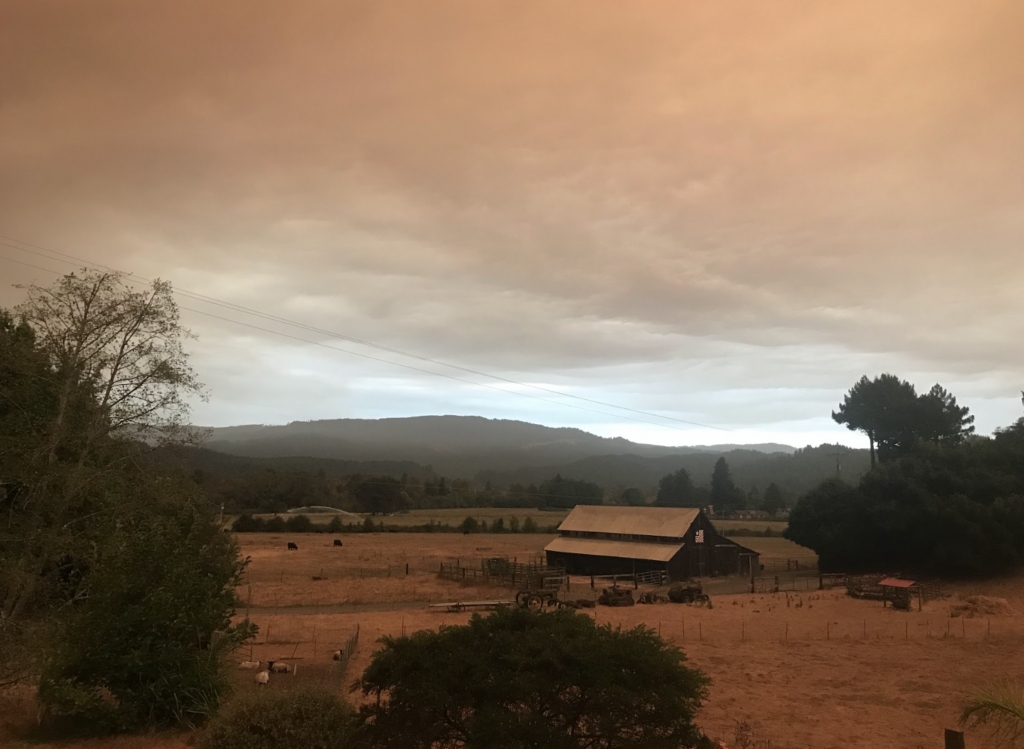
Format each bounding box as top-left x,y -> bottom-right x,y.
438,557 -> 568,590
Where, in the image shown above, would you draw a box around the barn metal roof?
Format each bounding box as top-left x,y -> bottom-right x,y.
545,536 -> 684,562
556,505 -> 701,538
878,578 -> 917,588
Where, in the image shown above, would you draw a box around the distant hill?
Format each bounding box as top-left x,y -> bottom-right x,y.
695,443 -> 796,455
190,416 -> 863,495
199,415 -> 793,476
149,445 -> 436,479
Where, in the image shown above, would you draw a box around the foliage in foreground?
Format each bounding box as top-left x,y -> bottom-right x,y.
199,685 -> 355,749
1,270 -> 252,730
960,682 -> 1024,748
356,606 -> 713,749
39,482 -> 255,729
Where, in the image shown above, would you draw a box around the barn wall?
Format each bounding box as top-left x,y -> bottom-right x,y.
545,551 -> 668,577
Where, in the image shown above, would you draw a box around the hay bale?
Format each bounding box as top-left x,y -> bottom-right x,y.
948,595 -> 1013,618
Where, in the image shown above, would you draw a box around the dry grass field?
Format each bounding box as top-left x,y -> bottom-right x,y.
6,531 -> 1023,749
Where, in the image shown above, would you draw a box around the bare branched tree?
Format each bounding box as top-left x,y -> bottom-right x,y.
1,268 -> 205,636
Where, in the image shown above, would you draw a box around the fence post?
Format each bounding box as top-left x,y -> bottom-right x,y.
944,729 -> 966,749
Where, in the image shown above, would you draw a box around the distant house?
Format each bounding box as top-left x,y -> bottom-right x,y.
544,505 -> 759,580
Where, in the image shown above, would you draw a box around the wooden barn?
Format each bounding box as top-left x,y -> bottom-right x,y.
544,505 -> 759,580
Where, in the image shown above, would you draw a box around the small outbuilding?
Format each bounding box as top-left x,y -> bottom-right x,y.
878,578 -> 921,611
544,505 -> 759,581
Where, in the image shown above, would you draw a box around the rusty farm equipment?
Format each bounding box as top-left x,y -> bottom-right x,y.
597,586 -> 636,607
668,582 -> 710,605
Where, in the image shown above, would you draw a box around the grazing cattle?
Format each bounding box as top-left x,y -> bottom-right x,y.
333,539 -> 343,547
255,670 -> 270,686
238,660 -> 261,670
287,542 -> 298,550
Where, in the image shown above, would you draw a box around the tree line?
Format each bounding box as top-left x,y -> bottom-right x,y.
788,375 -> 1024,576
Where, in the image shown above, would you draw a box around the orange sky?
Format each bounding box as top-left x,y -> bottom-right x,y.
1,1 -> 1022,444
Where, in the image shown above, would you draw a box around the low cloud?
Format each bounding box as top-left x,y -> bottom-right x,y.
1,0 -> 1022,443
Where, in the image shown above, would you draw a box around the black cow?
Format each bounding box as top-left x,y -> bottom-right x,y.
287,542 -> 298,551
333,539 -> 343,547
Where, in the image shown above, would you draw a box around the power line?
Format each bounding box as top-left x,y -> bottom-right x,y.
0,234 -> 729,433
0,236 -> 725,431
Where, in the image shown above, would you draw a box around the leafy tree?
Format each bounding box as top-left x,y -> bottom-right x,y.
832,374 -> 918,465
38,478 -> 255,729
831,374 -> 973,466
326,515 -> 345,533
710,458 -> 744,516
538,474 -> 603,509
787,405 -> 1024,576
521,516 -> 538,534
919,383 -> 975,446
491,517 -> 506,533
232,514 -> 265,533
460,516 -> 479,533
355,607 -> 712,749
351,476 -> 407,516
620,487 -> 647,506
200,684 -> 355,749
655,468 -> 696,507
1,270 -> 253,716
507,516 -> 520,533
761,483 -> 786,517
285,514 -> 314,533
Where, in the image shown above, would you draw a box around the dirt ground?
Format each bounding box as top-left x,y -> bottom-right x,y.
7,532 -> 1024,749
234,531 -> 816,607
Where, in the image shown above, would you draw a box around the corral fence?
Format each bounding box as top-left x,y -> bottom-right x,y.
333,623 -> 360,674
438,557 -> 568,591
588,569 -> 669,589
229,621 -> 361,692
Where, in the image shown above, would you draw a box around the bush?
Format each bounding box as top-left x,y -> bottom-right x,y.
199,685 -> 354,749
39,490 -> 255,730
284,514 -> 314,533
357,607 -> 712,749
263,516 -> 286,533
232,514 -> 265,533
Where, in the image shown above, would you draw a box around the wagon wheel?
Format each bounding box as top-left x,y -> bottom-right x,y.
681,591 -> 694,604
698,595 -> 710,605
526,595 -> 544,611
515,591 -> 530,606
545,597 -> 560,608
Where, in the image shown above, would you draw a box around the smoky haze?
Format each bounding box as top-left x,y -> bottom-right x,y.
1,1 -> 1022,444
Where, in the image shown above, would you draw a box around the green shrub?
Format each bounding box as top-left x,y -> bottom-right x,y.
199,685 -> 355,749
263,516 -> 286,533
284,514 -> 314,533
232,514 -> 265,532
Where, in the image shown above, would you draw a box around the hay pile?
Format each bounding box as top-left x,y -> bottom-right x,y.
948,595 -> 1013,618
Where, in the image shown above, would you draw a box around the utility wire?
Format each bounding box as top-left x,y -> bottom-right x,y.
0,234 -> 729,432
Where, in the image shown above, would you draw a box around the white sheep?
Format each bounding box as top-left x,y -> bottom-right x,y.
238,660 -> 261,670
270,662 -> 291,674
255,670 -> 270,686
332,650 -> 343,661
